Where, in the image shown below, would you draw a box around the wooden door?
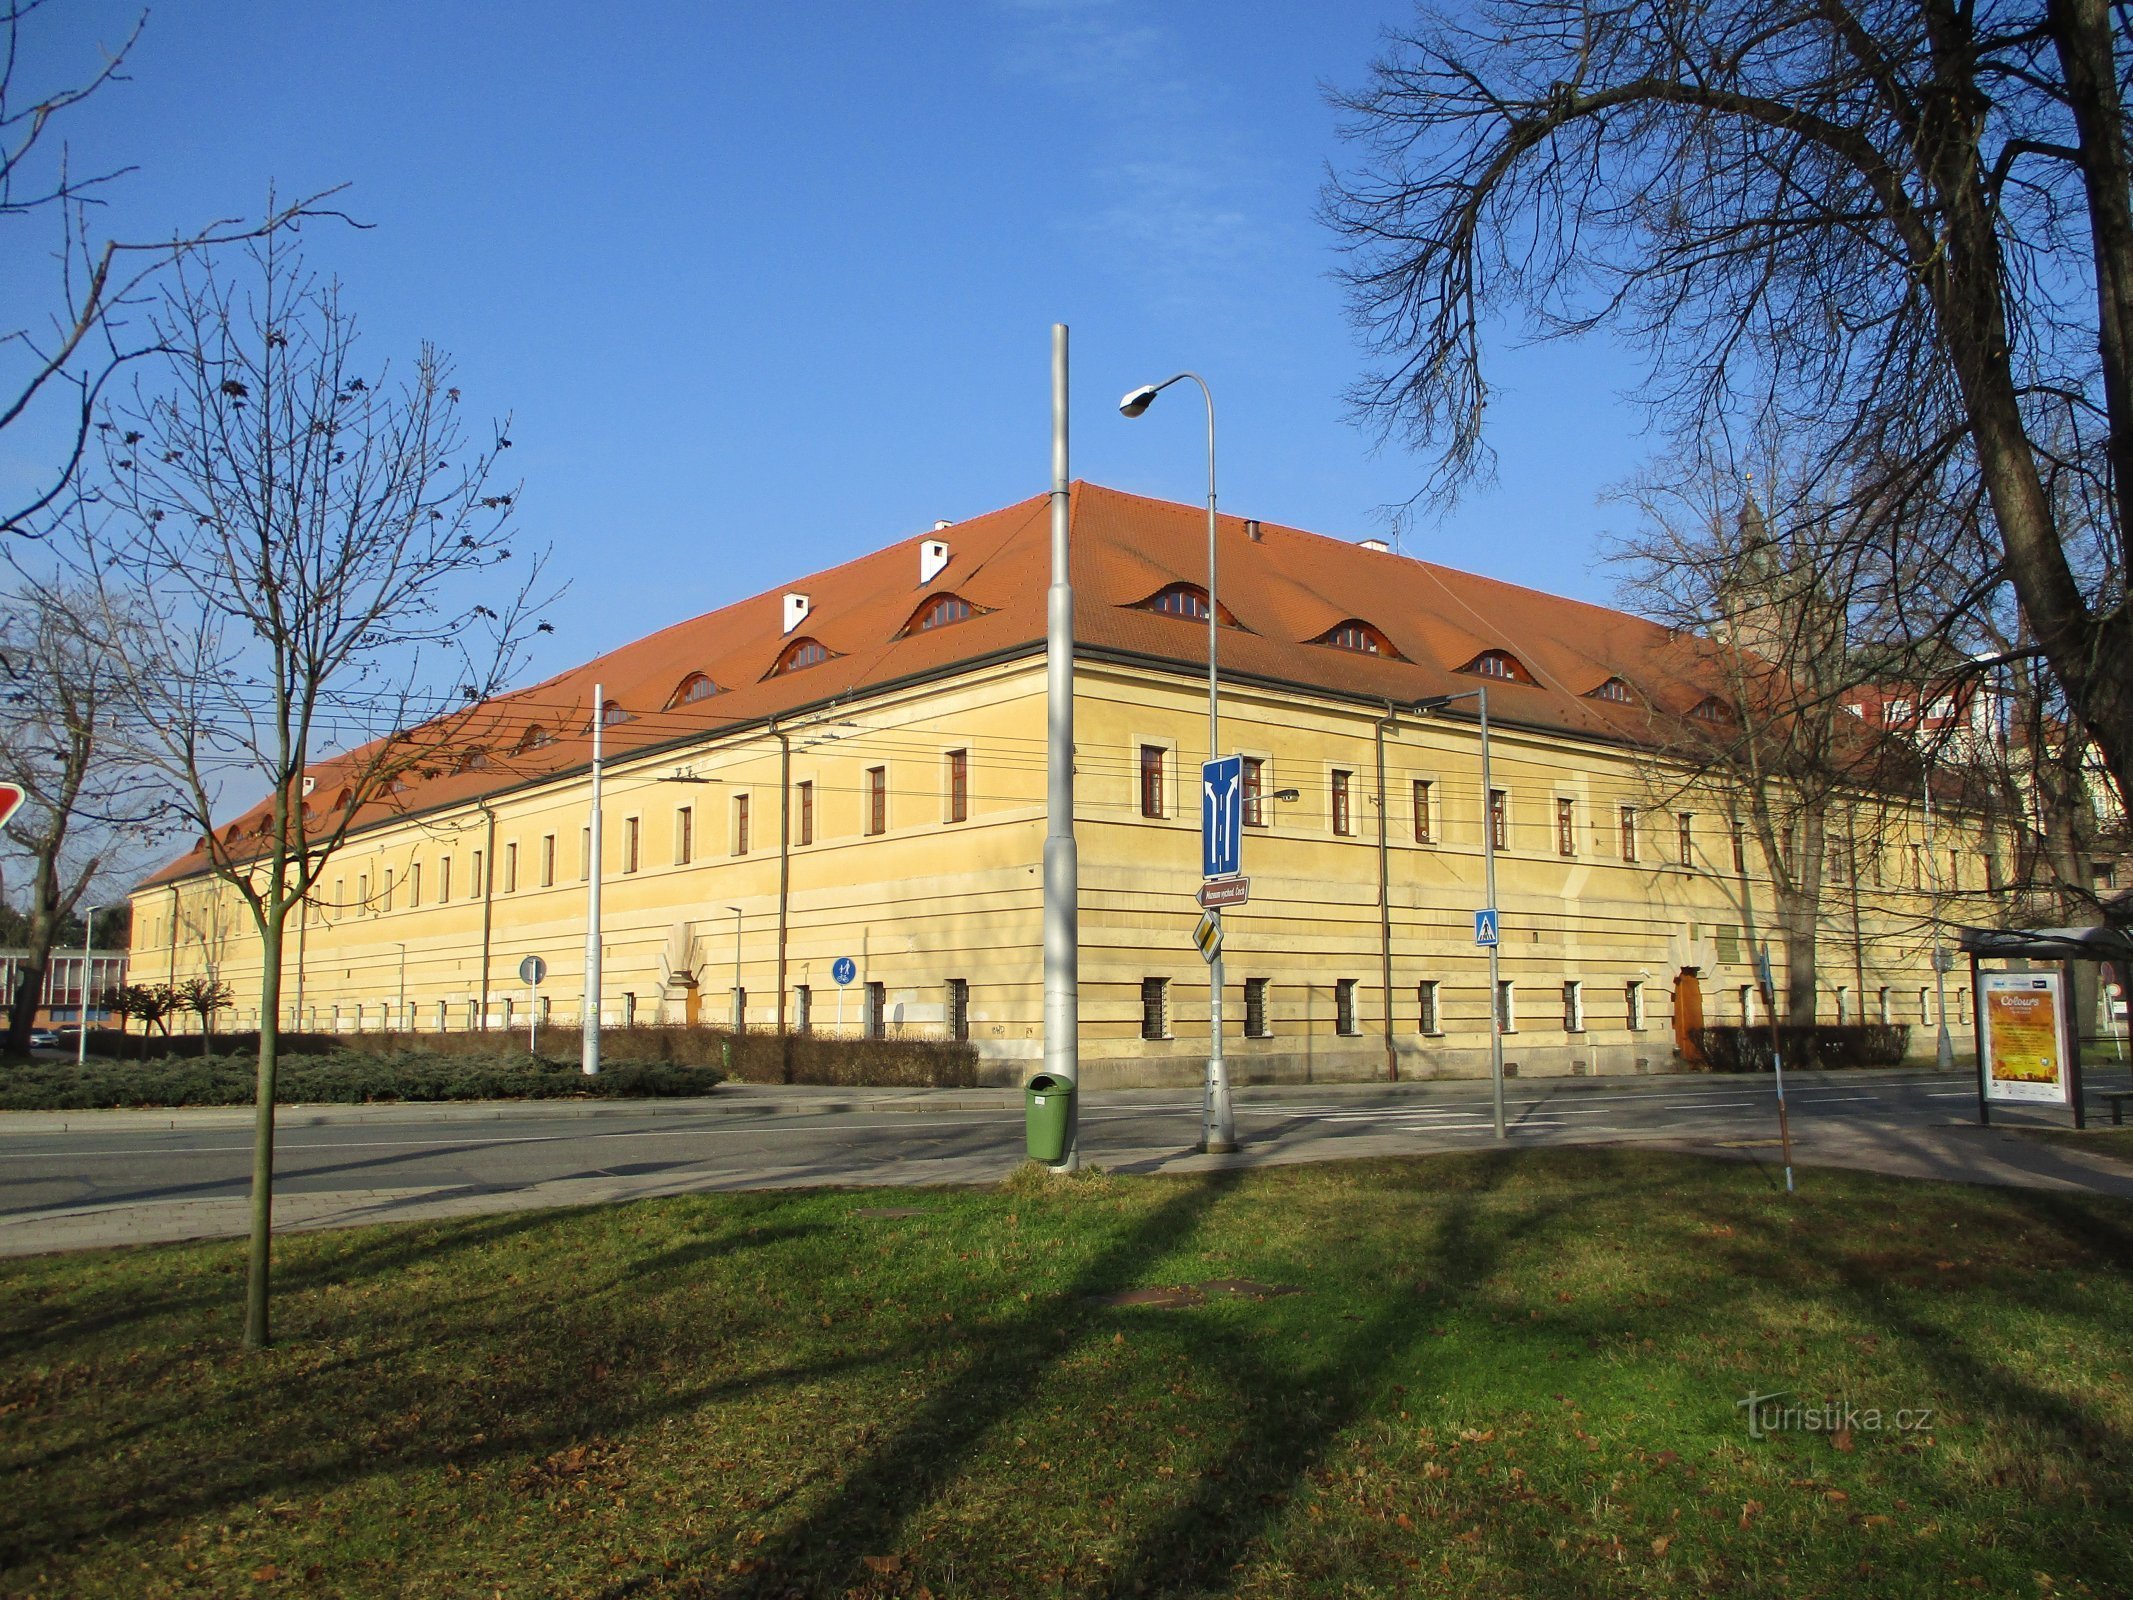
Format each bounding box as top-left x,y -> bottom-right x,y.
1674,971 -> 1705,1063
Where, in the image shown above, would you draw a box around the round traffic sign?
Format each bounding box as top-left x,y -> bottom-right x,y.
519,955 -> 548,986
831,956 -> 857,986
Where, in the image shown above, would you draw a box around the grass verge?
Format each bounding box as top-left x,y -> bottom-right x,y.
3,1148 -> 2130,1597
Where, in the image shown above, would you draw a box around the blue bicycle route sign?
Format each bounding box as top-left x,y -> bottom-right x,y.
831,956 -> 857,986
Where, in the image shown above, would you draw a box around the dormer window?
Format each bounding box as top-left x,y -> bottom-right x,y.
770,636 -> 833,676
1587,677 -> 1636,704
599,700 -> 630,728
1458,650 -> 1534,684
515,725 -> 553,754
897,593 -> 981,638
666,673 -> 720,709
1689,695 -> 1733,723
1135,583 -> 1240,626
456,747 -> 489,773
1312,618 -> 1400,657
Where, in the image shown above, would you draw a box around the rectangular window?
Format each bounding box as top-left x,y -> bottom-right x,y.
676,806 -> 694,865
360,871 -> 372,909
794,984 -> 812,1034
1878,986 -> 1892,1024
797,780 -> 815,845
624,816 -> 641,874
381,871 -> 393,913
866,980 -> 886,1039
732,795 -> 750,856
439,856 -> 452,904
1556,797 -> 1576,857
1563,980 -> 1584,1032
1412,779 -> 1433,843
1950,849 -> 1963,892
945,978 -> 969,1041
409,862 -> 422,908
1244,977 -> 1270,1038
1739,985 -> 1755,1027
1242,757 -> 1266,827
1495,980 -> 1515,1033
1332,769 -> 1354,836
1489,788 -> 1508,851
1140,745 -> 1165,818
866,767 -> 887,835
1140,977 -> 1168,1041
469,853 -> 482,899
581,827 -> 592,879
622,992 -> 638,1027
1677,813 -> 1694,867
1836,985 -> 1852,1024
1732,825 -> 1747,874
1919,987 -> 1932,1024
541,834 -> 557,887
1627,980 -> 1646,1030
1335,978 -> 1359,1035
946,749 -> 969,823
1619,806 -> 1639,862
1417,979 -> 1439,1035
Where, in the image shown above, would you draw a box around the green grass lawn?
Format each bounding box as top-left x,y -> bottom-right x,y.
4,1148 -> 2131,1598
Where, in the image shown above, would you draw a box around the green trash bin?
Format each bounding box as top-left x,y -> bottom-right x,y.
1025,1072 -> 1074,1163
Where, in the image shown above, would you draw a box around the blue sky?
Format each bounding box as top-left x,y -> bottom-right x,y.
6,0 -> 1655,678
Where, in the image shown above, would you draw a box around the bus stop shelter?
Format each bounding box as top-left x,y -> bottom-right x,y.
1957,923 -> 2133,1128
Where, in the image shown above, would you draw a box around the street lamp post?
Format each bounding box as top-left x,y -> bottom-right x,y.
727,905 -> 744,1029
1044,324 -> 1081,1172
394,941 -> 407,1033
76,906 -> 98,1066
1415,687 -> 1505,1140
1120,369 -> 1235,1154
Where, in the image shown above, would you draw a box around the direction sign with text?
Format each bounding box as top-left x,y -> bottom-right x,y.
1201,755 -> 1243,880
1196,876 -> 1249,909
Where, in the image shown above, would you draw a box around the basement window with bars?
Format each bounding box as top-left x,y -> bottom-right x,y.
1335,978 -> 1359,1036
1244,977 -> 1270,1038
1141,977 -> 1169,1041
946,978 -> 969,1042
1418,980 -> 1440,1035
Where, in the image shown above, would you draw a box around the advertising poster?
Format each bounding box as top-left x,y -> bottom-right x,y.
1979,971 -> 2071,1105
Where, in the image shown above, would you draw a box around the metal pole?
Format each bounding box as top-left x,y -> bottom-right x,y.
1479,686 -> 1505,1140
729,905 -> 743,1028
76,907 -> 97,1065
1190,373 -> 1235,1155
581,684 -> 604,1075
1764,961 -> 1795,1192
1376,705 -> 1398,1081
1043,323 -> 1081,1171
395,942 -> 407,1034
528,975 -> 538,1053
1924,766 -> 1955,1070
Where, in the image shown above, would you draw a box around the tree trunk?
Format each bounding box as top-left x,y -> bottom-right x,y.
244,916 -> 286,1349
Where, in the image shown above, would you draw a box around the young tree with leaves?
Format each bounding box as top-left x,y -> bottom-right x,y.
85,230 -> 548,1348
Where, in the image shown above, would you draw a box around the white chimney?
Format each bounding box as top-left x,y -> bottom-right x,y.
782,592 -> 811,634
1360,538 -> 1391,553
932,519 -> 952,531
919,538 -> 950,585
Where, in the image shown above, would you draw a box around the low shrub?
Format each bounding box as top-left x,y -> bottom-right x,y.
1691,1023 -> 1913,1072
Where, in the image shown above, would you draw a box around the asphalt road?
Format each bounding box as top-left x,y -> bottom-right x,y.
5,1066 -> 2132,1254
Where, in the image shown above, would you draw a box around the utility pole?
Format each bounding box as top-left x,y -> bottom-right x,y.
1043,323 -> 1080,1171
582,683 -> 604,1076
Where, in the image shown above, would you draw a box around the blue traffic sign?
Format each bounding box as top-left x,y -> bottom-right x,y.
1202,755 -> 1244,880
1473,909 -> 1500,947
831,956 -> 857,986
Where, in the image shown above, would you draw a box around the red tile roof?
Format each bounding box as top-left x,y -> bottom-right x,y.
140,482 -> 1723,886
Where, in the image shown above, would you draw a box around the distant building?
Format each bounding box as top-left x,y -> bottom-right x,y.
130,484 -> 1992,1084
0,949 -> 128,1027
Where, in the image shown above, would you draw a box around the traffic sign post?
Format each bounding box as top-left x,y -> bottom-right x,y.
832,956 -> 855,1035
519,954 -> 547,1052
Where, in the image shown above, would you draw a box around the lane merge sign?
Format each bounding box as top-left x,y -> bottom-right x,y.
1192,910 -> 1223,964
1202,755 -> 1243,880
1473,908 -> 1500,947
1196,876 -> 1249,909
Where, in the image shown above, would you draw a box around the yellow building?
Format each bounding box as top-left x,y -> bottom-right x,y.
131,484 -> 1990,1085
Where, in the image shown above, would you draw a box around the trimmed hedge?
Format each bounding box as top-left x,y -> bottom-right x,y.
1691,1024 -> 1912,1072
1,1024 -> 980,1109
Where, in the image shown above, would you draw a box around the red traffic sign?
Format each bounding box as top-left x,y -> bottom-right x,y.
1196,876 -> 1249,909
0,783 -> 23,831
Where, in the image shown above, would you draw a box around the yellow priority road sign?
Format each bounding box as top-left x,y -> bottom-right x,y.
1193,909 -> 1222,964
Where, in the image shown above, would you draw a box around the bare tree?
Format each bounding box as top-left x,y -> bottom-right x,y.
0,581 -> 171,1056
172,974 -> 231,1058
2,2 -> 333,535
1615,454 -> 1919,1020
1326,0 -> 2133,818
82,230 -> 550,1348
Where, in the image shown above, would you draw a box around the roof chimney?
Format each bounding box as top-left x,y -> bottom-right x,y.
1359,538 -> 1391,554
782,592 -> 811,634
1245,519 -> 1262,542
932,519 -> 952,531
919,538 -> 950,585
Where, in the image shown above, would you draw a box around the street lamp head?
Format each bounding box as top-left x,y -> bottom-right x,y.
1118,384 -> 1161,419
1273,788 -> 1301,802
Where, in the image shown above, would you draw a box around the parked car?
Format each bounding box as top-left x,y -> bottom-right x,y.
26,1029 -> 59,1049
